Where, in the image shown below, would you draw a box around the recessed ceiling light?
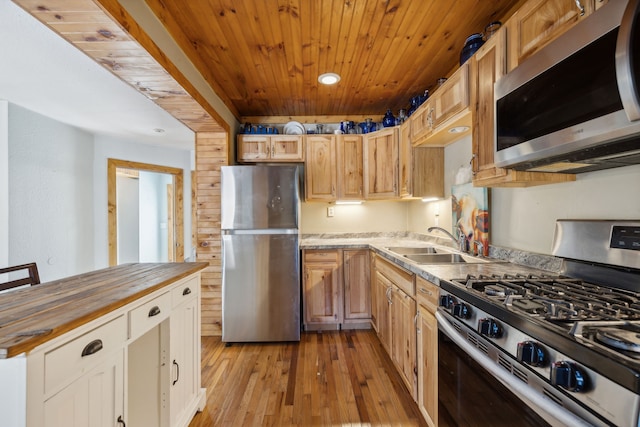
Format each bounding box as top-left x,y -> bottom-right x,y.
318,73 -> 341,85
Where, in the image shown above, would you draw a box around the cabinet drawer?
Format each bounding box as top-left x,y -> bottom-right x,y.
171,276 -> 199,307
304,249 -> 340,263
416,276 -> 439,313
44,314 -> 126,395
376,256 -> 414,296
129,291 -> 171,339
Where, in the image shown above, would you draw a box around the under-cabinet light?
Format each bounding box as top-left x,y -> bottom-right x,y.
448,126 -> 470,134
318,73 -> 341,85
421,197 -> 440,202
335,200 -> 363,205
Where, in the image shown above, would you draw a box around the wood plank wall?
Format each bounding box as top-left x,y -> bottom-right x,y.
195,132 -> 228,336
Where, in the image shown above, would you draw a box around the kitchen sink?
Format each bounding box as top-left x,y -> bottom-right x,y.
404,253 -> 490,264
386,246 -> 439,255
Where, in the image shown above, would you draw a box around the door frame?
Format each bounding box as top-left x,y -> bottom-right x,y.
107,158 -> 184,266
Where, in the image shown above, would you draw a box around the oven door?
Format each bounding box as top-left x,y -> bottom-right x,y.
436,311 -> 594,427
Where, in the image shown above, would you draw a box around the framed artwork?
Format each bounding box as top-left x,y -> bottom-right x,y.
451,183 -> 490,256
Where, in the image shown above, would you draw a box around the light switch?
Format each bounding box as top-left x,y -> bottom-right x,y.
327,206 -> 335,217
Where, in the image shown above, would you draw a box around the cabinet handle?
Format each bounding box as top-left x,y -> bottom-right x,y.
148,306 -> 161,317
414,313 -> 419,327
81,339 -> 103,357
182,287 -> 192,296
419,287 -> 433,296
574,0 -> 585,16
117,415 -> 126,427
173,359 -> 180,385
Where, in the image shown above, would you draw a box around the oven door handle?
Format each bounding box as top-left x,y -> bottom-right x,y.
436,311 -> 593,427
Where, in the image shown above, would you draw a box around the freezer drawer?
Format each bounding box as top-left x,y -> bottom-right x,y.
222,233 -> 300,342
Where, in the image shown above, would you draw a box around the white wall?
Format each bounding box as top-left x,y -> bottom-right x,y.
117,175 -> 140,264
0,101 -> 8,269
93,135 -> 192,269
301,201 -> 408,234
408,135 -> 640,255
8,104 -> 95,281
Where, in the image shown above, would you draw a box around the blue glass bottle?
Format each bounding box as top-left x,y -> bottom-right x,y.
383,109 -> 395,127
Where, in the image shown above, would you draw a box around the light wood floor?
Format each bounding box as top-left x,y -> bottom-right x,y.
189,330 -> 427,426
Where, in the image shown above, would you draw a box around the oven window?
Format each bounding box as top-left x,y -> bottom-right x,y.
496,29 -> 622,151
438,332 -> 551,426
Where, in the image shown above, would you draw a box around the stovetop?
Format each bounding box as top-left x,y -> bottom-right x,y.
449,273 -> 640,356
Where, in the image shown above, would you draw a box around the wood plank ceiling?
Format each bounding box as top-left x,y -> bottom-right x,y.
144,0 -> 527,122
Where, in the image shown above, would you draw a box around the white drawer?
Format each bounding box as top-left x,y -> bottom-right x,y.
44,314 -> 126,395
171,276 -> 198,308
128,291 -> 171,340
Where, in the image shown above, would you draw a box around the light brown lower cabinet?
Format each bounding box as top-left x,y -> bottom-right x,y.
371,255 -> 417,399
302,249 -> 371,330
416,276 -> 439,427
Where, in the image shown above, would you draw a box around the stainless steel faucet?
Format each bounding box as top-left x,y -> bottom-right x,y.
427,226 -> 467,252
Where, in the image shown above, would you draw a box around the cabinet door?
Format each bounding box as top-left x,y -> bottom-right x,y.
412,147 -> 444,199
237,135 -> 270,161
336,135 -> 364,200
391,287 -> 417,400
432,63 -> 470,129
373,271 -> 392,354
398,121 -> 412,197
363,128 -> 399,199
271,136 -> 304,161
44,350 -> 124,427
305,135 -> 337,201
507,0 -> 594,71
303,251 -> 341,326
343,250 -> 371,322
472,29 -> 507,181
170,297 -> 199,427
417,305 -> 438,427
410,101 -> 433,145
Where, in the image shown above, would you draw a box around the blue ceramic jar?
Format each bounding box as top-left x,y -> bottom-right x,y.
383,109 -> 396,127
460,33 -> 485,65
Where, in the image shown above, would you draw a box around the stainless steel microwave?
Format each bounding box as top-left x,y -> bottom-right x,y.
494,0 -> 640,173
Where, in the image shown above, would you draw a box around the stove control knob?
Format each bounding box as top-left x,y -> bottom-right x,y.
551,361 -> 588,392
453,302 -> 471,319
517,341 -> 547,367
478,318 -> 503,338
439,295 -> 455,309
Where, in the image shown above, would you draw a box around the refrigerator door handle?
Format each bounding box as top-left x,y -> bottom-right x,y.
221,228 -> 299,235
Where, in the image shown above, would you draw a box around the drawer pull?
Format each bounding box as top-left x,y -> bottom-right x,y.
148,306 -> 161,317
182,287 -> 192,296
172,359 -> 180,385
117,415 -> 126,427
419,288 -> 433,296
81,339 -> 103,357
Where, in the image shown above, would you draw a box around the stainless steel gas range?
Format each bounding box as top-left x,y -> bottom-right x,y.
436,220 -> 640,427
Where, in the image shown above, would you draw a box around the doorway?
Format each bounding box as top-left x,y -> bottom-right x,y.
108,159 -> 184,266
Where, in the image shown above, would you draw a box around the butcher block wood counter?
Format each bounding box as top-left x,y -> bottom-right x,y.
0,262 -> 207,359
0,262 -> 208,427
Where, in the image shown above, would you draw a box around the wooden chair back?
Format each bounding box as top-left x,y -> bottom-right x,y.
0,263 -> 41,291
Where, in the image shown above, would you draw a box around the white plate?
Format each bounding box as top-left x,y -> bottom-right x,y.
284,121 -> 304,135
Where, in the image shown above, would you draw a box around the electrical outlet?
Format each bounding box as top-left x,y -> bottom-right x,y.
327,206 -> 335,217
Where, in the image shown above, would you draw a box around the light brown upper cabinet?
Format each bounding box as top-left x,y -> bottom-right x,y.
399,120 -> 444,200
237,135 -> 304,162
336,135 -> 364,200
364,127 -> 399,199
506,0 -> 596,72
305,134 -> 363,202
411,63 -> 472,147
305,135 -> 337,201
471,12 -> 576,187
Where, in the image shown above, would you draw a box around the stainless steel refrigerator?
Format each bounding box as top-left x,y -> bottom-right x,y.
221,165 -> 301,342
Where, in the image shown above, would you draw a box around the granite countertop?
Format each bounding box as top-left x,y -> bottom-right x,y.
300,232 -> 563,286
